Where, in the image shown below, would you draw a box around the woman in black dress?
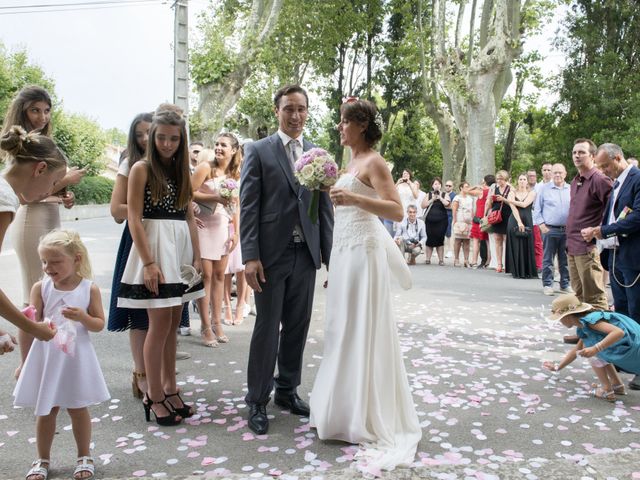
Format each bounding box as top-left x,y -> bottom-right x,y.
421,177 -> 450,265
504,174 -> 538,279
483,170 -> 511,272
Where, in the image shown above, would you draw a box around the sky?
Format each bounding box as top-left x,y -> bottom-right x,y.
0,0 -> 208,132
0,0 -> 565,134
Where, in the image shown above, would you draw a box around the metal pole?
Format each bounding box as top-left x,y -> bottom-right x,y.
173,0 -> 189,130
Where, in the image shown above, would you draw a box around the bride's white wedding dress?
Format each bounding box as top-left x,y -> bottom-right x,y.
309,173 -> 422,474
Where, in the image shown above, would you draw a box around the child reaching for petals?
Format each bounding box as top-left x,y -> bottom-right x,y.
544,294 -> 640,402
13,229 -> 109,480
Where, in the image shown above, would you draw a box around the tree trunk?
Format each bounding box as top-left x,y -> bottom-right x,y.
466,77 -> 499,185
198,64 -> 252,135
196,0 -> 283,135
502,118 -> 517,172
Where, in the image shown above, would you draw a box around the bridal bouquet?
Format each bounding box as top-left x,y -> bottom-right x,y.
219,178 -> 239,215
294,148 -> 339,223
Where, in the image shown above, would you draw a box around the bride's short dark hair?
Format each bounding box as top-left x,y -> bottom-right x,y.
340,99 -> 383,147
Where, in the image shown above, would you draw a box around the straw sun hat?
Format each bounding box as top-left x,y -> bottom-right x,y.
549,294 -> 593,321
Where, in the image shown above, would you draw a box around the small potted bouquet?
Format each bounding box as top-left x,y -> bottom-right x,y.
294,148 -> 339,223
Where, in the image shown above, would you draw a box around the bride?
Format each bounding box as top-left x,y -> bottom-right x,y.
309,98 -> 422,474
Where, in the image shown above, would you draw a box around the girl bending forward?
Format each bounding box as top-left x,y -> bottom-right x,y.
544,294 -> 640,402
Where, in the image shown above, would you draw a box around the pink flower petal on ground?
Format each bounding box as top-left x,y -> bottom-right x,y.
242,432 -> 255,441
132,470 -> 146,477
6,431 -> 18,437
201,457 -> 216,466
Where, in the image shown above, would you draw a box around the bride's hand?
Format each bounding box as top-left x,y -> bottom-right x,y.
330,187 -> 356,207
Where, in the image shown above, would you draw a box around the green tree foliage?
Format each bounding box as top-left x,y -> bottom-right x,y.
53,111 -> 108,176
554,0 -> 640,157
68,175 -> 114,205
105,127 -> 127,148
0,43 -> 55,128
0,44 -> 109,180
383,104 -> 442,184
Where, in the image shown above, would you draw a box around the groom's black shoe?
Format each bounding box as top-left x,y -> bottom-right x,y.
274,392 -> 310,416
248,404 -> 268,435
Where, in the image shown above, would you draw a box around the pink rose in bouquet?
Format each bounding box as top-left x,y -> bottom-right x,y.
218,178 -> 239,215
294,148 -> 339,223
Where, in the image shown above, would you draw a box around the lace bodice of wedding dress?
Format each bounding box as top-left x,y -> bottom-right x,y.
332,173 -> 384,251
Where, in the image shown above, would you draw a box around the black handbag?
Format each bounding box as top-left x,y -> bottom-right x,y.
512,226 -> 532,237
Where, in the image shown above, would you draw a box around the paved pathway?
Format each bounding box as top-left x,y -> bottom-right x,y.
0,216 -> 638,479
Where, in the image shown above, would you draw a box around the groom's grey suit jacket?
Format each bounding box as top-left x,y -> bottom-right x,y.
240,133 -> 333,270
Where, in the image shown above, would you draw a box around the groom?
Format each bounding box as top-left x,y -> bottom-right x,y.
240,84 -> 334,435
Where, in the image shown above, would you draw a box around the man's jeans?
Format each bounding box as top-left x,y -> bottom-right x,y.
542,227 -> 569,288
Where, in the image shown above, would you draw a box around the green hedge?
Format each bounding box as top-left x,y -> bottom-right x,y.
69,175 -> 114,205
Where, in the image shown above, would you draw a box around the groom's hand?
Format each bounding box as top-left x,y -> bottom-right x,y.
245,260 -> 266,292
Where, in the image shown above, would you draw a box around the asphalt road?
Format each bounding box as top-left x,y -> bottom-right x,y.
0,215 -> 638,480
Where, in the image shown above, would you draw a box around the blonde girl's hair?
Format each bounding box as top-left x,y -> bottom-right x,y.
217,133 -> 242,180
1,86 -> 53,137
1,125 -> 68,173
39,229 -> 92,279
197,148 -> 217,180
495,170 -> 510,182
145,105 -> 191,209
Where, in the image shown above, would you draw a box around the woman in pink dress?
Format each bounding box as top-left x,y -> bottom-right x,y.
191,134 -> 241,347
223,221 -> 248,325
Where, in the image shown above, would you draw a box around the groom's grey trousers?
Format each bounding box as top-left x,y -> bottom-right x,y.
245,238 -> 316,406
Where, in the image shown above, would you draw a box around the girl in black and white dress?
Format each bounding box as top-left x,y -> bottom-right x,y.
117,105 -> 204,426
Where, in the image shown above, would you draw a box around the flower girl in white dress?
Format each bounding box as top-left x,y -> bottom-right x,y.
14,229 -> 109,480
310,99 -> 421,475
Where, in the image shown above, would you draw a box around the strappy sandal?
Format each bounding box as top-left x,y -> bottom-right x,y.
213,324 -> 229,343
594,382 -> 627,396
73,456 -> 94,480
200,327 -> 218,348
26,459 -> 49,480
591,386 -> 616,403
131,371 -> 146,399
438,260 -> 445,266
165,391 -> 194,418
612,383 -> 628,395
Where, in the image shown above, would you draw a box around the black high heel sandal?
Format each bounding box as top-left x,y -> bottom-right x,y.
143,394 -> 182,426
165,391 -> 194,418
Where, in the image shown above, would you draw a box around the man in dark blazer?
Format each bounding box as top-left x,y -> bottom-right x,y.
582,143 -> 640,390
239,85 -> 334,434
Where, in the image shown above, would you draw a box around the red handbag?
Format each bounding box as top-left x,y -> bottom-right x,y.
487,186 -> 509,224
487,209 -> 502,225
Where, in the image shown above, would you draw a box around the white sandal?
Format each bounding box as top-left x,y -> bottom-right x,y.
26,459 -> 49,480
73,456 -> 94,480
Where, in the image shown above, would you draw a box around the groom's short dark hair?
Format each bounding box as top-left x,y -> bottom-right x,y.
274,85 -> 309,109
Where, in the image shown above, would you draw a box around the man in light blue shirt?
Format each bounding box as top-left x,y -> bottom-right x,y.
533,163 -> 571,295
395,204 -> 427,265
